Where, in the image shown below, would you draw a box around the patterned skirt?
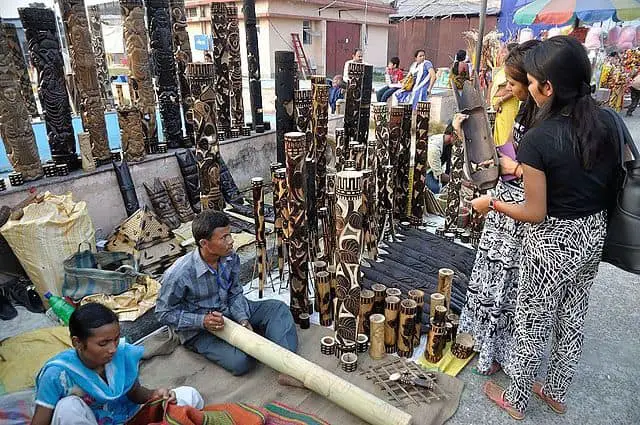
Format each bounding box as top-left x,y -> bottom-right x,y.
458,179 -> 526,375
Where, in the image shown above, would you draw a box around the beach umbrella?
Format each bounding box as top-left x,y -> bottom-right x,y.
514,0 -> 640,25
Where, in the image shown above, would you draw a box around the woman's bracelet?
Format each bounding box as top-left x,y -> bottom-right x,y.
515,163 -> 523,178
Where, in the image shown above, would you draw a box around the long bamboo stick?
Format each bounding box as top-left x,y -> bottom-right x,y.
210,319 -> 413,425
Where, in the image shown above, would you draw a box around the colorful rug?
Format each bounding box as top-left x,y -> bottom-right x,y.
263,401 -> 330,425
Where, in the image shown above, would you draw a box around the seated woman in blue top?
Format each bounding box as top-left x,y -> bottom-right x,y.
394,49 -> 437,109
31,303 -> 203,425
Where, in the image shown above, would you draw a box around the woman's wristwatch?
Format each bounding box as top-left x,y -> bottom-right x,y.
488,198 -> 497,211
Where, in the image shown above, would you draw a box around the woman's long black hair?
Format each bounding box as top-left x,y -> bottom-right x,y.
523,36 -> 605,169
504,40 -> 541,131
451,50 -> 466,76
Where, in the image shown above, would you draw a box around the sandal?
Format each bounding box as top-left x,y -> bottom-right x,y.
472,361 -> 502,376
483,381 -> 525,420
533,382 -> 567,414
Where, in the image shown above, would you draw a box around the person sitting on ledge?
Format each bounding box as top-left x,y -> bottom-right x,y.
31,303 -> 203,425
156,210 -> 298,376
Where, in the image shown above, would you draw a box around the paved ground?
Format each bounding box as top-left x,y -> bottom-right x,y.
448,112 -> 640,425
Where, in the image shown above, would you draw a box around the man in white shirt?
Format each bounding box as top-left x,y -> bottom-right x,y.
426,122 -> 455,194
343,48 -> 363,83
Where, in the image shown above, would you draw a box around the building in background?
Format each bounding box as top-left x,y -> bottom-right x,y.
388,0 -> 501,69
185,0 -> 396,78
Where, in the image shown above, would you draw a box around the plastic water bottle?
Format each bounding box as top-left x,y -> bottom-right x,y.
44,292 -> 75,325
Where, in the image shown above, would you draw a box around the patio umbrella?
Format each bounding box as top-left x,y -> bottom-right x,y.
514,0 -> 640,25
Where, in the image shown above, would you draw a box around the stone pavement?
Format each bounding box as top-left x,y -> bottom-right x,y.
447,112 -> 640,425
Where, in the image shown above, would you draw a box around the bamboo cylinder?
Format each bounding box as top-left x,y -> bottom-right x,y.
384,295 -> 400,354
369,313 -> 386,361
386,288 -> 402,298
433,305 -> 447,325
430,292 -> 445,320
252,177 -> 266,298
358,289 -> 375,337
371,283 -> 387,315
327,264 -> 337,303
437,268 -> 454,311
316,271 -> 332,327
408,289 -> 425,347
397,299 -> 417,358
212,319 -> 412,425
424,321 -> 447,363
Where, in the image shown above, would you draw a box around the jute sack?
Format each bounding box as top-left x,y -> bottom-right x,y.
0,192 -> 95,299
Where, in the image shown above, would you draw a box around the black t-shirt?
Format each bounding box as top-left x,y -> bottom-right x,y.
512,102 -> 528,146
517,109 -> 619,219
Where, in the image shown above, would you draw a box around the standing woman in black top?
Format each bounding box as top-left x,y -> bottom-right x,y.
469,36 -> 619,419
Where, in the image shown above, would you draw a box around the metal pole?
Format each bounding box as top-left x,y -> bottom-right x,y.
475,0 -> 488,76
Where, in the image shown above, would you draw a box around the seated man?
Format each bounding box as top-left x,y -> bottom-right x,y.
426,121 -> 454,194
156,210 -> 298,376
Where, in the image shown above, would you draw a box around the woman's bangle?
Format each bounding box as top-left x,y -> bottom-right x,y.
515,163 -> 523,177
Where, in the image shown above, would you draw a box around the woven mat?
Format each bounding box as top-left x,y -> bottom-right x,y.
139,324 -> 464,425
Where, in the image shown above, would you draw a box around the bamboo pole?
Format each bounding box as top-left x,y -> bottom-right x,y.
212,319 -> 412,425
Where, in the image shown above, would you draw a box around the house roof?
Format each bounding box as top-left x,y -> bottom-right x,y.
391,0 -> 501,19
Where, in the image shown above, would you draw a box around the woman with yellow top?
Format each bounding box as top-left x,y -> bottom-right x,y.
491,44 -> 520,146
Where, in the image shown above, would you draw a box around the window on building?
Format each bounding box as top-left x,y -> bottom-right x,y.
187,7 -> 197,18
303,20 -> 312,45
200,6 -> 207,17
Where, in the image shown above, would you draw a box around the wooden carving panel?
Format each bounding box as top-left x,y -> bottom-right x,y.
334,170 -> 364,345
226,4 -> 244,129
87,6 -> 115,109
445,136 -> 464,231
117,106 -> 146,162
0,26 -> 43,181
78,132 -> 96,172
60,0 -> 110,162
169,0 -> 194,145
2,23 -> 38,118
211,3 -> 231,133
163,176 -> 195,223
19,7 -> 77,169
120,0 -> 158,152
284,132 -> 309,320
144,177 -> 181,229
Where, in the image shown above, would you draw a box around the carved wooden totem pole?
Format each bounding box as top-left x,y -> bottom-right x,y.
313,81 -> 329,211
0,24 -> 43,180
396,103 -> 412,217
357,65 -> 373,145
19,7 -> 78,170
252,177 -> 267,298
275,51 -> 296,164
187,62 -> 224,211
117,106 -> 146,162
445,134 -> 464,231
2,23 -> 38,118
147,0 -> 183,148
169,0 -> 194,146
334,170 -> 364,346
271,164 -> 287,281
226,4 -> 244,130
412,101 -> 430,221
87,6 -> 115,110
372,103 -> 389,207
335,128 -> 346,172
120,0 -> 158,153
60,0 -> 111,163
284,132 -> 309,322
211,3 -> 231,134
243,0 -> 264,130
344,63 -> 364,145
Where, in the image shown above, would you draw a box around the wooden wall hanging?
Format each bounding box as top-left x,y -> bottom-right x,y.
118,106 -> 146,162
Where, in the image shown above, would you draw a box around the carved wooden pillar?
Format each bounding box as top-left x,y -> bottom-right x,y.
362,169 -> 378,259
252,177 -> 267,298
2,23 -> 38,118
396,103 -> 412,218
313,81 -> 329,211
335,127 -> 346,172
78,132 -> 96,172
285,132 -> 309,321
294,90 -> 313,154
0,25 -> 43,181
120,0 -> 158,153
147,0 -> 182,148
412,101 -> 430,220
60,0 -> 111,163
379,164 -> 395,240
188,62 -> 224,211
226,4 -> 244,130
271,164 -> 287,281
334,170 -> 364,345
445,135 -> 464,231
211,3 -> 231,134
19,7 -> 78,170
344,63 -> 364,144
357,64 -> 373,145
372,103 -> 389,208
243,0 -> 264,130
275,51 -> 296,164
168,0 -> 193,146
117,106 -> 146,162
87,6 -> 115,110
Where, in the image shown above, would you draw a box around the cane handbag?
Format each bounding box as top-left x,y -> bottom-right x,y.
601,108 -> 640,274
401,73 -> 415,91
63,242 -> 139,300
